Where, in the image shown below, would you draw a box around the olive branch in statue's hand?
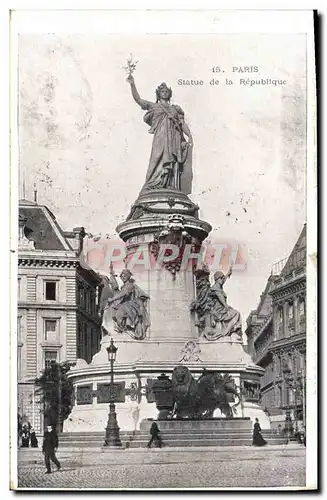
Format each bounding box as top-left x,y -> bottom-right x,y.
123,54 -> 138,83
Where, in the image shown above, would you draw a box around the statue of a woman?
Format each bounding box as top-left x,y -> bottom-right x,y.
191,267 -> 242,341
107,268 -> 150,340
190,265 -> 212,330
126,74 -> 193,194
98,265 -> 120,336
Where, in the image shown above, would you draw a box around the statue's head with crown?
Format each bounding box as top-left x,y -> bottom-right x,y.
155,82 -> 172,102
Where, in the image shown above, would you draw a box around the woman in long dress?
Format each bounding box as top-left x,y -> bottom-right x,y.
30,428 -> 39,448
21,424 -> 30,448
252,418 -> 267,446
126,75 -> 193,194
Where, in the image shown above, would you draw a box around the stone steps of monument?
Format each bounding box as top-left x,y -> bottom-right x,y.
59,434 -> 251,444
61,427 -> 259,438
124,432 -> 285,448
129,438 -> 255,448
58,431 -> 285,448
57,437 -> 286,448
140,419 -> 254,431
60,429 -> 279,438
60,429 -> 254,439
60,431 -> 254,443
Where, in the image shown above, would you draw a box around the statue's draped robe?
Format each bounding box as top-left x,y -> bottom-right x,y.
193,276 -> 212,323
99,277 -> 118,335
207,282 -> 242,340
111,280 -> 150,340
140,100 -> 192,194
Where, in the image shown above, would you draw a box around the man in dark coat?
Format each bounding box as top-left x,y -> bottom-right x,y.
42,425 -> 61,473
17,414 -> 22,447
147,421 -> 163,448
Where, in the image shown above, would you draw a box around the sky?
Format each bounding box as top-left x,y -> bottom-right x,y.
17,33 -> 307,329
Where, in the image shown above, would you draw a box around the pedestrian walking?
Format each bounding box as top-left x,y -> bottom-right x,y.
17,414 -> 22,447
252,418 -> 267,447
147,421 -> 163,448
21,424 -> 30,448
42,425 -> 61,474
30,428 -> 39,448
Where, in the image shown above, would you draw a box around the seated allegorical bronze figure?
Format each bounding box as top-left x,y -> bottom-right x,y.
103,268 -> 150,340
190,266 -> 243,341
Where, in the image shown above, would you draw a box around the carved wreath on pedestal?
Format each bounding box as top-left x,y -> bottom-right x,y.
149,214 -> 201,278
180,341 -> 202,362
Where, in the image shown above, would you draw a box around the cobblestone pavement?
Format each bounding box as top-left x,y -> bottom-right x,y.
16,445 -> 306,490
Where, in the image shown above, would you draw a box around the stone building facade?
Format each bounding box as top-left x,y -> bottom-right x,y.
246,225 -> 306,430
17,199 -> 102,433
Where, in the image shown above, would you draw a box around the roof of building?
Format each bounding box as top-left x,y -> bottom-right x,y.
19,199 -> 73,251
245,275 -> 277,335
246,223 -> 306,338
280,224 -> 306,276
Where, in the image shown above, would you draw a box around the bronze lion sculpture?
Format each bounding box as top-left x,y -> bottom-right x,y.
156,366 -> 240,419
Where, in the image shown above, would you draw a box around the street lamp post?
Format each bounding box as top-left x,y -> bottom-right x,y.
292,386 -> 298,434
283,366 -> 304,437
282,366 -> 294,437
299,368 -> 306,429
104,339 -> 122,448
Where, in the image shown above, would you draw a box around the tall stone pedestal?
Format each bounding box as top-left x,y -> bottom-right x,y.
64,188 -> 270,434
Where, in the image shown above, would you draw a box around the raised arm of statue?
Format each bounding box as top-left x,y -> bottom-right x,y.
126,74 -> 154,110
109,263 -> 119,292
225,267 -> 233,280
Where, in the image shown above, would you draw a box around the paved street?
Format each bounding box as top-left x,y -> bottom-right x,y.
16,444 -> 306,489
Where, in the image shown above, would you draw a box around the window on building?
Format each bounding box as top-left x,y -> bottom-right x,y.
76,321 -> 82,359
299,300 -> 305,316
44,319 -> 57,341
45,281 -> 56,301
17,316 -> 22,342
78,287 -> 85,307
17,346 -> 22,381
288,303 -> 294,320
285,386 -> 293,406
44,350 -> 58,369
91,293 -> 96,316
86,291 -> 91,313
85,326 -> 91,363
78,321 -> 86,360
277,356 -> 281,376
